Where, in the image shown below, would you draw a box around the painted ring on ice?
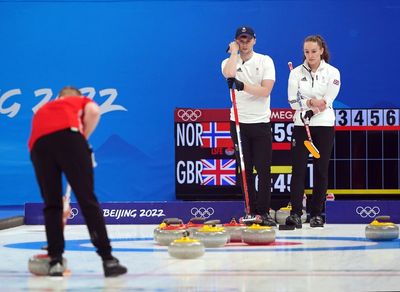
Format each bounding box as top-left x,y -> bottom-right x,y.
4,236 -> 400,252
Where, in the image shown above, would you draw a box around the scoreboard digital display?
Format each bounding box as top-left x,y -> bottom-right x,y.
175,108 -> 400,200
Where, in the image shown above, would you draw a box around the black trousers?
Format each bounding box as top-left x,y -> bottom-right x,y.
31,129 -> 112,260
289,126 -> 334,217
230,121 -> 272,215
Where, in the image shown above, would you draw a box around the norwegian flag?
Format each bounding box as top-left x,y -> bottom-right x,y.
201,159 -> 236,186
201,122 -> 233,148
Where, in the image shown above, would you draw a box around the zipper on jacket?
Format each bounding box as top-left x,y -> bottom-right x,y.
302,65 -> 314,87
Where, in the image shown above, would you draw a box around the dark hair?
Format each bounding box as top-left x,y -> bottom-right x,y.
58,86 -> 81,97
303,35 -> 330,63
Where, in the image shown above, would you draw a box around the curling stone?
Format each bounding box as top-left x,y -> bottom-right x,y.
193,221 -> 229,247
28,254 -> 67,276
365,216 -> 399,241
153,218 -> 185,236
168,231 -> 205,259
275,203 -> 307,225
154,218 -> 187,246
153,218 -> 184,232
185,217 -> 205,235
222,218 -> 247,243
242,224 -> 276,245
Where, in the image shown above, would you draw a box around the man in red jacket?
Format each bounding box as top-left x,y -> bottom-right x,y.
29,86 -> 127,277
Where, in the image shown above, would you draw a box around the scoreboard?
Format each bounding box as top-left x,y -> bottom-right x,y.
175,108 -> 400,200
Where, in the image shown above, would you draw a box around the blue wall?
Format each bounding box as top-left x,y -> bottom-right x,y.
0,0 -> 399,204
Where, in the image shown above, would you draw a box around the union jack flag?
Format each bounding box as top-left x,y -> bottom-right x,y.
201,122 -> 233,148
201,159 -> 236,186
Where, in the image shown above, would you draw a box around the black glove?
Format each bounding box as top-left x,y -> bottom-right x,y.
227,78 -> 234,89
301,110 -> 314,124
227,78 -> 244,91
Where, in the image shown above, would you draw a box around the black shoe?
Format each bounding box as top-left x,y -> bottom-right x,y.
260,213 -> 277,227
310,216 -> 324,228
48,259 -> 64,277
285,214 -> 302,229
103,257 -> 127,277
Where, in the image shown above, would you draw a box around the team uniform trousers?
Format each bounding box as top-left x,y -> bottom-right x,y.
290,125 -> 334,217
30,129 -> 112,259
230,121 -> 272,215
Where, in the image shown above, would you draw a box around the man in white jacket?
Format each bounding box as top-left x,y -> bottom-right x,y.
221,26 -> 276,226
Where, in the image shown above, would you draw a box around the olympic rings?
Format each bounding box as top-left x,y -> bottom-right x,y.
68,208 -> 79,219
177,109 -> 202,122
355,206 -> 380,218
190,207 -> 215,219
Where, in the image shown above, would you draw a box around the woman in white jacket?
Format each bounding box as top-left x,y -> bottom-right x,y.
286,35 -> 341,228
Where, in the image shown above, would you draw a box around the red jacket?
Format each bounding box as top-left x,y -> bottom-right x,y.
28,96 -> 94,151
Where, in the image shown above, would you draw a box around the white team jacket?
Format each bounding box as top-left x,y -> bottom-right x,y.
288,60 -> 341,126
221,52 -> 275,124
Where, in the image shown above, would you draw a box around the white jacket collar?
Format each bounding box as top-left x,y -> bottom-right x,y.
302,59 -> 326,72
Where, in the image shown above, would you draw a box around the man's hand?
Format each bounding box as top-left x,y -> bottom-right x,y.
227,41 -> 239,54
227,78 -> 244,91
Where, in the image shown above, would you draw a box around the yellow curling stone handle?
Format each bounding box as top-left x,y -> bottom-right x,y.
174,237 -> 200,243
248,224 -> 272,230
198,225 -> 225,232
370,219 -> 395,227
280,203 -> 292,211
